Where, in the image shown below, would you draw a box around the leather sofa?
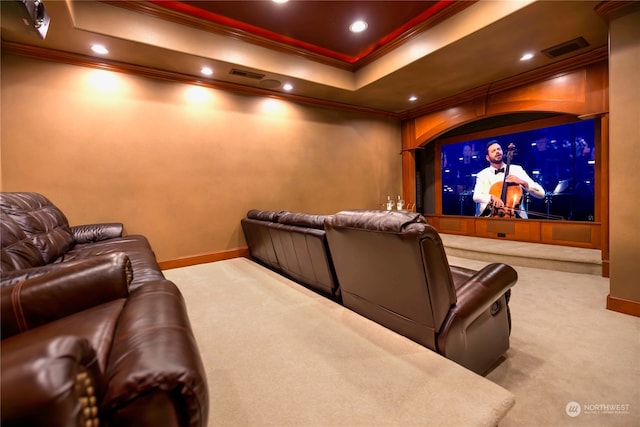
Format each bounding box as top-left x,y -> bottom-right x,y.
1,192 -> 163,289
241,209 -> 340,301
1,192 -> 208,427
324,210 -> 517,374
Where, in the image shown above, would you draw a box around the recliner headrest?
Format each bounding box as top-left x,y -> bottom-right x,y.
325,210 -> 427,233
246,209 -> 289,222
277,212 -> 329,230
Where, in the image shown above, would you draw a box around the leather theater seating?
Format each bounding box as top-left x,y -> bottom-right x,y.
241,208 -> 517,375
324,209 -> 517,374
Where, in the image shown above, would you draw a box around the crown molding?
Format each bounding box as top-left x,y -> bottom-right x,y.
1,40 -> 398,118
595,0 -> 640,21
2,41 -> 608,122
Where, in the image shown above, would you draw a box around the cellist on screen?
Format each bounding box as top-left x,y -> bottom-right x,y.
473,140 -> 545,218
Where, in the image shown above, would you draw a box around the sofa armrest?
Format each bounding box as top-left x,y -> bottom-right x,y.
1,252 -> 131,339
449,263 -> 517,320
0,252 -> 130,288
1,335 -> 102,427
437,262 -> 516,341
103,280 -> 209,427
71,223 -> 124,243
436,263 -> 517,373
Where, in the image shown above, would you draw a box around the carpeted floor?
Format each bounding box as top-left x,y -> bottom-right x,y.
449,255 -> 639,427
440,234 -> 602,275
165,258 -> 515,427
165,254 -> 639,427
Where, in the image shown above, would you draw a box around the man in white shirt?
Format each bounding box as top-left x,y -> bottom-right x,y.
473,140 -> 545,218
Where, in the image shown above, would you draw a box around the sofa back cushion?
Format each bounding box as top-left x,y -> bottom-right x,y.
0,211 -> 46,273
0,193 -> 75,265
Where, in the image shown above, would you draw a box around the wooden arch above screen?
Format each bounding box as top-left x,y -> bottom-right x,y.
400,57 -> 609,275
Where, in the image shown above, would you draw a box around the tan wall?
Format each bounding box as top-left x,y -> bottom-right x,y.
0,54 -> 402,262
609,8 -> 640,303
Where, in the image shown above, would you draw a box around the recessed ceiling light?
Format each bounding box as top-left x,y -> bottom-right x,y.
520,52 -> 534,61
91,44 -> 108,55
409,96 -> 418,102
349,20 -> 368,33
200,67 -> 213,76
272,0 -> 288,3
282,83 -> 293,91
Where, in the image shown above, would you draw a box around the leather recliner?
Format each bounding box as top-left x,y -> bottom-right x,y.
325,210 -> 517,374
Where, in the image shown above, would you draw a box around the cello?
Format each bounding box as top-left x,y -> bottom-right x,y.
487,143 -> 523,218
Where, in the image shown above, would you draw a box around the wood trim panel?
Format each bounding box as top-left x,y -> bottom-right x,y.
585,61 -> 609,113
602,260 -> 610,278
487,61 -> 609,117
159,247 -> 250,270
599,115 -> 610,276
413,97 -> 487,148
475,218 -> 542,242
435,115 -> 579,147
606,295 -> 640,318
595,0 -> 640,21
402,150 -> 417,208
424,215 -> 601,249
411,61 -> 609,147
401,47 -> 607,120
401,120 -> 418,206
486,69 -> 589,116
426,215 -> 476,235
540,222 -> 601,249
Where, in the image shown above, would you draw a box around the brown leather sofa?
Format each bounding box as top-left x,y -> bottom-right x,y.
1,192 -> 208,427
1,192 -> 164,289
241,209 -> 340,301
324,209 -> 517,374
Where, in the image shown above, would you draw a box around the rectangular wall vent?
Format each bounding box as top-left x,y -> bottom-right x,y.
541,37 -> 589,58
229,69 -> 265,80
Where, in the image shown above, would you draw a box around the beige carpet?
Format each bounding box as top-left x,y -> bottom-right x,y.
165,258 -> 515,427
441,234 -> 602,275
447,256 -> 640,427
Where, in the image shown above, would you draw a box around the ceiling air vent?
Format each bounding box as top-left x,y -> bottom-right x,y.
229,68 -> 265,80
541,37 -> 589,58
